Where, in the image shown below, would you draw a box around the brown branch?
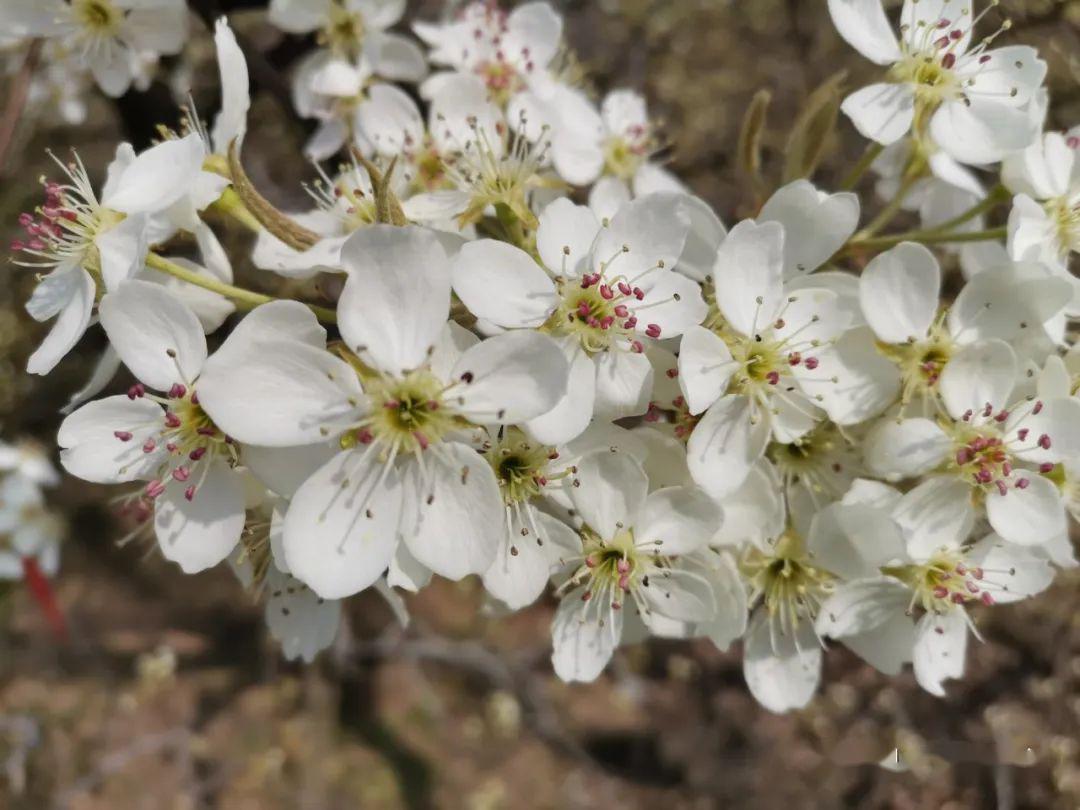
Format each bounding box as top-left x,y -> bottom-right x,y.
0,40 -> 43,176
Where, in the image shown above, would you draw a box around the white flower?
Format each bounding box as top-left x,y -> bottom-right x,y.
550,448 -> 721,682
829,0 -> 1045,163
416,1 -> 562,108
859,241 -> 1073,410
452,194 -> 704,444
57,280 -> 248,573
817,485 -> 1054,695
358,73 -> 503,195
12,135 -> 207,375
679,217 -> 854,498
0,467 -> 63,581
195,225 -> 570,599
1,0 -> 189,96
271,0 -> 426,80
1004,128 -> 1080,307
477,425 -> 639,611
863,337 -> 1080,546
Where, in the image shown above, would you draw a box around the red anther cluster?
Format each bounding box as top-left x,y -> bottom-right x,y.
10,181 -> 70,254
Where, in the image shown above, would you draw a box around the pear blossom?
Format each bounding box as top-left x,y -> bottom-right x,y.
858,241 -> 1073,411
57,280 -> 248,573
452,193 -> 704,444
270,0 -> 426,80
415,1 -> 562,108
678,217 -> 854,499
1003,127 -> 1080,311
863,337 -> 1080,546
816,481 -> 1054,695
195,225 -> 569,599
1,0 -> 189,96
550,448 -> 721,682
12,135 -> 207,375
828,0 -> 1046,164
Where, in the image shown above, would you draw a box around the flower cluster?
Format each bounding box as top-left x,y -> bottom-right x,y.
9,0 -> 1080,710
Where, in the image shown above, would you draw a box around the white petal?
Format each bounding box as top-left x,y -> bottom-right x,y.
950,262 -> 1072,342
483,509 -> 577,609
505,1 -> 562,68
58,395 -> 165,483
816,577 -> 912,639
99,279 -> 207,391
632,269 -> 707,339
913,610 -> 967,697
338,225 -> 450,375
859,241 -> 940,343
593,193 -> 690,287
356,83 -> 424,155
863,417 -> 949,480
900,0 -> 972,51
451,240 -> 557,328
711,219 -> 785,337
197,339 -> 362,448
938,339 -> 1016,421
449,330 -> 568,424
154,459 -> 245,573
1007,397 -> 1080,464
743,613 -> 821,713
96,215 -> 147,291
103,134 -> 205,214
965,534 -> 1055,603
957,45 -> 1046,108
894,476 -> 975,559
242,441 -> 338,499
368,31 -> 428,82
930,99 -> 1038,166
811,327 -> 901,425
827,0 -> 901,64
588,176 -> 632,222
263,565 -> 341,662
570,448 -> 648,541
985,475 -> 1066,546
841,82 -> 915,145
698,555 -> 749,650
677,325 -> 736,415
524,340 -> 595,445
536,197 -> 599,277
61,346 -> 122,415
686,394 -> 769,498
711,461 -> 784,548
592,349 -> 652,420
551,586 -> 621,683
634,486 -> 721,556
26,268 -> 95,376
758,181 -> 860,278
283,448 -> 404,598
401,442 -> 502,579
673,194 -> 726,283
808,502 -> 907,580
211,18 -> 250,154
640,566 -> 716,624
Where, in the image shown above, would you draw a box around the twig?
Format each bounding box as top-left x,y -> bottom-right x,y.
0,40 -> 43,176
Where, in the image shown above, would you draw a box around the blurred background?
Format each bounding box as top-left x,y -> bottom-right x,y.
2,1 -> 1080,807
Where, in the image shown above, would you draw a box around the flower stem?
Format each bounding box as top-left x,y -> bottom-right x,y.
844,226 -> 1007,253
209,186 -> 263,233
145,252 -> 337,323
840,142 -> 884,190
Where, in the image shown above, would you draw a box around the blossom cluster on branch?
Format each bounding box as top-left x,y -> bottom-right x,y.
4,0 -> 1080,712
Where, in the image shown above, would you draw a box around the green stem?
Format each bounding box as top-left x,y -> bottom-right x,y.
840,142 -> 884,190
846,226 -> 1007,253
854,169 -> 922,242
918,184 -> 1009,235
145,253 -> 337,324
208,186 -> 263,233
